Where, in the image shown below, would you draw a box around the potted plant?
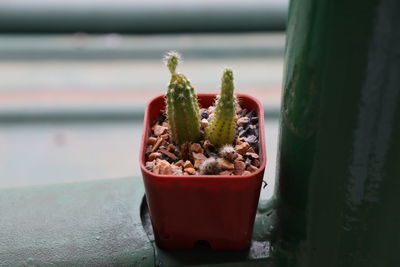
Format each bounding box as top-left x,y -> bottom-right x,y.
140,52 -> 266,250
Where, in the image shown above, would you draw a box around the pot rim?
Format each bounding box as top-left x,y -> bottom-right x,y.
139,93 -> 266,180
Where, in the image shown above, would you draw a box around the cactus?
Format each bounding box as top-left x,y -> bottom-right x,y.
199,157 -> 221,175
164,51 -> 201,145
219,144 -> 237,162
205,69 -> 236,147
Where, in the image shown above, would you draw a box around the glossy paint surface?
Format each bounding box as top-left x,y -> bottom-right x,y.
0,176 -> 277,266
275,0 -> 400,266
0,178 -> 154,266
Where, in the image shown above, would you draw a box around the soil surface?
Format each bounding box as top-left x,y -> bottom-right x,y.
145,104 -> 260,176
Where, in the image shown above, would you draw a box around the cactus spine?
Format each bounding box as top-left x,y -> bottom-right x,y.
164,51 -> 201,145
199,157 -> 221,175
219,144 -> 236,162
205,69 -> 236,147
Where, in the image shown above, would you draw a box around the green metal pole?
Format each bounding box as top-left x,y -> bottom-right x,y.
275,0 -> 400,266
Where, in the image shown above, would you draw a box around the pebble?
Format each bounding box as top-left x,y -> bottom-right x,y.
235,154 -> 244,162
145,146 -> 153,154
203,140 -> 216,154
194,159 -> 203,169
245,152 -> 259,159
175,160 -> 184,167
184,160 -> 194,169
253,146 -> 259,154
245,158 -> 252,166
190,143 -> 203,153
158,160 -> 172,175
244,135 -> 257,144
237,117 -> 250,127
152,138 -> 163,152
238,130 -> 247,137
171,165 -> 183,175
201,118 -> 209,128
247,147 -> 256,153
147,137 -> 157,146
251,117 -> 259,124
154,125 -> 168,136
184,167 -> 196,175
252,159 -> 261,167
157,112 -> 166,124
145,161 -> 154,171
246,165 -> 258,173
160,133 -> 170,140
245,135 -> 258,153
148,152 -> 161,161
159,148 -> 178,161
218,158 -> 235,170
235,142 -> 250,155
246,127 -> 257,137
240,124 -> 256,136
234,161 -> 246,175
167,143 -> 176,152
201,109 -> 209,119
193,152 -> 207,161
153,163 -> 160,174
236,137 -> 245,145
160,154 -> 169,161
223,152 -> 238,162
242,171 -> 252,176
246,110 -> 254,119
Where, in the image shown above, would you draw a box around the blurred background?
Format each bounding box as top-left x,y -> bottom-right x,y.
0,0 -> 288,199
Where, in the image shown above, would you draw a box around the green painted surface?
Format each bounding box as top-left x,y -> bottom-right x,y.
0,176 -> 278,266
0,178 -> 154,266
275,0 -> 400,266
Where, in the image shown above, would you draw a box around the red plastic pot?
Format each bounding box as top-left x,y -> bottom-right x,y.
140,93 -> 266,250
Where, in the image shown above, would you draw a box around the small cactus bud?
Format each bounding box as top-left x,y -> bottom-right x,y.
205,68 -> 237,147
219,144 -> 237,162
199,157 -> 221,175
164,51 -> 201,145
163,51 -> 181,74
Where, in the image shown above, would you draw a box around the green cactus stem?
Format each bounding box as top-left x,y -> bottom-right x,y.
205,69 -> 236,147
164,51 -> 201,145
